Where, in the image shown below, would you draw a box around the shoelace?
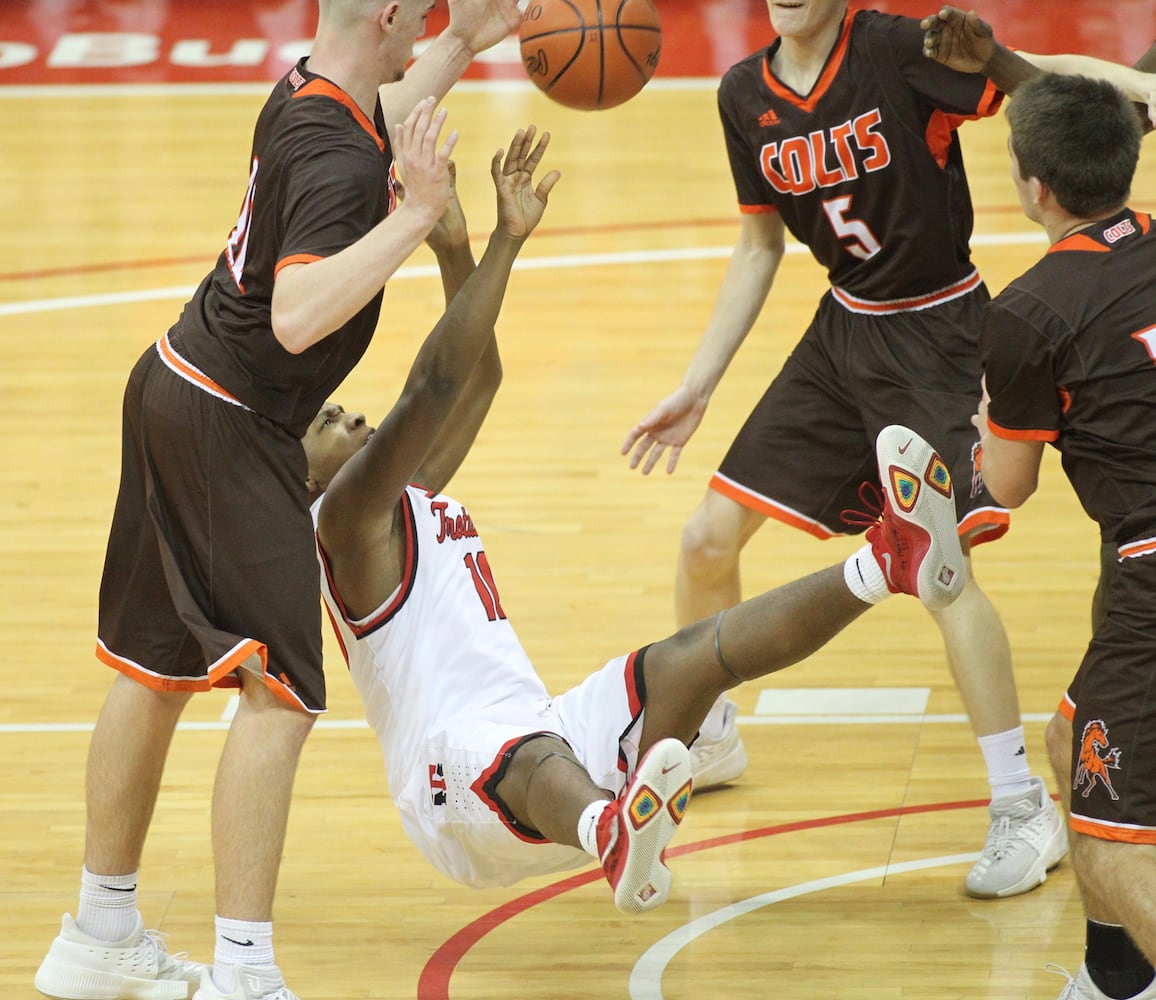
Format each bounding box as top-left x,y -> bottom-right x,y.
982,814 -> 1016,861
141,930 -> 197,975
1044,964 -> 1086,1000
840,480 -> 885,531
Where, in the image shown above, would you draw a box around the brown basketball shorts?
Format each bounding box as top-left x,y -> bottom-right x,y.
96,335 -> 325,712
713,288 -> 1008,544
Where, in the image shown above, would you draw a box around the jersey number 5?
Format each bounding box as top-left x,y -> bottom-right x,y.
464,551 -> 506,621
823,195 -> 882,261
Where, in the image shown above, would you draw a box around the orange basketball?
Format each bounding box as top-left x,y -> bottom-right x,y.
519,0 -> 662,111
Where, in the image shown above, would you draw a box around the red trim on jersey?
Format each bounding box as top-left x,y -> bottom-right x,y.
614,649 -> 649,778
470,734 -> 557,845
317,489 -> 419,638
739,203 -> 779,214
321,589 -> 351,667
975,77 -> 1003,118
986,415 -> 1058,443
831,269 -> 982,314
274,252 -> 324,276
761,7 -> 856,112
292,78 -> 385,152
1138,213 -> 1152,234
1058,694 -> 1076,722
925,80 -> 1002,168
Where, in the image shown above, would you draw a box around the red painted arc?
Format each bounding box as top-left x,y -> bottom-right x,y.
416,796 -> 996,999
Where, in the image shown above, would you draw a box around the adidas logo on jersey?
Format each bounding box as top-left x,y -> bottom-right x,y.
758,107 -> 781,127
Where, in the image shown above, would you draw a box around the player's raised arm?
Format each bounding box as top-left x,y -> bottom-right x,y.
379,0 -> 522,136
923,6 -> 1156,129
318,128 -> 560,554
920,7 -> 1040,91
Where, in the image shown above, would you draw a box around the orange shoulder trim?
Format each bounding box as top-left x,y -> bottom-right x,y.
292,78 -> 385,152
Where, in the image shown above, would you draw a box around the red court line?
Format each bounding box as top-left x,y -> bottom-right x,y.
0,206 -> 1030,285
417,796 -> 994,999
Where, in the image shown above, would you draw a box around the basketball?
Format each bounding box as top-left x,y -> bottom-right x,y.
519,0 -> 663,111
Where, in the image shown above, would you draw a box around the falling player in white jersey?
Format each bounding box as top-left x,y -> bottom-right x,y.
304,124 -> 969,913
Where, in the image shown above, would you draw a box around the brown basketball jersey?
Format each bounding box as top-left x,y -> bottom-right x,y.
174,58 -> 396,437
718,8 -> 1001,300
981,210 -> 1156,544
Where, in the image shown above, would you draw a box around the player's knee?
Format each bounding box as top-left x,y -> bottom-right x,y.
679,507 -> 742,574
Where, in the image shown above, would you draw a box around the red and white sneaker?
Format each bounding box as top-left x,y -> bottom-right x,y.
596,738 -> 692,914
870,425 -> 968,611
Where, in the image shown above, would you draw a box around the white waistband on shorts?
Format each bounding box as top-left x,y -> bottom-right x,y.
831,269 -> 982,315
1118,535 -> 1156,560
155,333 -> 251,410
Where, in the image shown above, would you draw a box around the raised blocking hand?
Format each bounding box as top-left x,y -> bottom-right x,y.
491,126 -> 562,242
921,6 -> 996,73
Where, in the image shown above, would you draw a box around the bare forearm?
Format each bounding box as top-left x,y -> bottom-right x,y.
432,238 -> 478,306
379,32 -> 474,139
982,42 -> 1043,94
977,426 -> 1042,509
271,202 -> 439,354
684,239 -> 780,399
413,231 -> 521,392
1025,52 -> 1153,103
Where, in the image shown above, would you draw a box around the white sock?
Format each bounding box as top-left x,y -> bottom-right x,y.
76,866 -> 139,943
213,917 -> 275,993
978,727 -> 1033,800
699,694 -> 730,741
844,544 -> 892,605
577,799 -> 613,859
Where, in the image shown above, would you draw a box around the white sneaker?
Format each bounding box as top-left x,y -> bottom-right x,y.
1049,962 -> 1156,999
35,912 -> 203,999
966,777 -> 1069,898
192,966 -> 300,1000
689,700 -> 748,790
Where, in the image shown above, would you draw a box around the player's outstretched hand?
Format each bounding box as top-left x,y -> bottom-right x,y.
621,385 -> 708,476
491,126 -> 561,241
921,6 -> 996,73
394,97 -> 458,230
448,0 -> 522,56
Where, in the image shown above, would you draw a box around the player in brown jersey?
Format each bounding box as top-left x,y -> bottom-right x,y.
620,0 -> 1070,901
34,2 -> 522,1000
923,13 -> 1156,998
976,76 -> 1156,1000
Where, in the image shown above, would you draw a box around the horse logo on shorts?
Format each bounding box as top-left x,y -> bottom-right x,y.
1074,719 -> 1122,801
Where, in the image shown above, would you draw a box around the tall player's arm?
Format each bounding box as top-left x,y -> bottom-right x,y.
621,209 -> 785,475
318,130 -> 558,590
271,100 -> 454,353
379,0 -> 521,139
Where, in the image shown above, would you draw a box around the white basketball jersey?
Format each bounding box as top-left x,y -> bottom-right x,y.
312,485 -> 551,811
